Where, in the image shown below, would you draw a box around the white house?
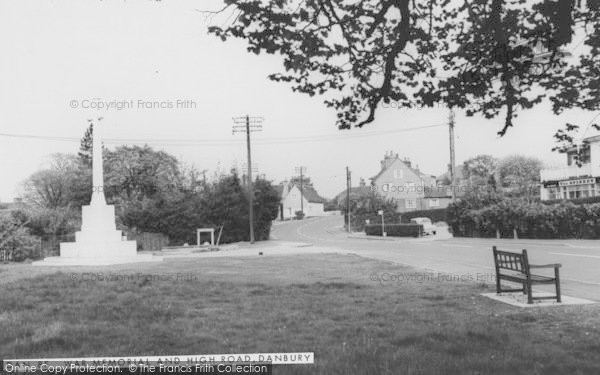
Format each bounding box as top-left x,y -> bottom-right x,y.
277,182 -> 326,220
540,135 -> 600,200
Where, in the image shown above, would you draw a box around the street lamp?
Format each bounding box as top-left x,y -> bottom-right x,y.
378,210 -> 386,237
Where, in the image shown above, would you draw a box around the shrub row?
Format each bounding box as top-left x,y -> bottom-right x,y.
448,198 -> 600,239
365,223 -> 423,237
400,208 -> 448,224
542,196 -> 600,205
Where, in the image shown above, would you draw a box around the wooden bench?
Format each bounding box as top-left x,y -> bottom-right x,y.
492,246 -> 562,304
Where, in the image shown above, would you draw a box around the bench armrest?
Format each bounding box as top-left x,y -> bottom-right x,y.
529,263 -> 562,269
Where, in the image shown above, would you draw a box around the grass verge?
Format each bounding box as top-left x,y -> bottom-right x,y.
1,254 -> 599,374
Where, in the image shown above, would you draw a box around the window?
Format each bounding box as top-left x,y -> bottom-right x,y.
393,169 -> 403,179
547,187 -> 559,200
406,199 -> 416,209
429,198 -> 440,207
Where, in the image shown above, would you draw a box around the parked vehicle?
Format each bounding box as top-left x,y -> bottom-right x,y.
410,217 -> 436,235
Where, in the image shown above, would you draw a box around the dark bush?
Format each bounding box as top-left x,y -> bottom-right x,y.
448,197 -> 600,239
542,196 -> 600,205
365,223 -> 423,237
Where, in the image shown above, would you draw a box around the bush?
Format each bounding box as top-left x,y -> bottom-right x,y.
448,197 -> 600,239
401,208 -> 448,223
295,210 -> 305,220
365,223 -> 423,237
340,190 -> 399,231
0,214 -> 41,261
542,196 -> 600,205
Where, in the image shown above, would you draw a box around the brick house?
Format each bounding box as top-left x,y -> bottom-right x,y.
369,151 -> 446,212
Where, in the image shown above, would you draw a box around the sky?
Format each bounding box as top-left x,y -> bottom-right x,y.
0,0 -> 597,201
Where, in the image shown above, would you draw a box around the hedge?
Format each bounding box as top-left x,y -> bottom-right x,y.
365,223 -> 423,237
542,196 -> 600,205
448,198 -> 600,239
401,208 -> 448,224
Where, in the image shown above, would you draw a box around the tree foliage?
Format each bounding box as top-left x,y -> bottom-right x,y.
496,155 -> 542,199
339,190 -> 399,231
462,154 -> 498,189
206,0 -> 600,142
78,123 -> 93,167
0,214 -> 40,261
449,198 -> 600,239
18,127 -> 282,248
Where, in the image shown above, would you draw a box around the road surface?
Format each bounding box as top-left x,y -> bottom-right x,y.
271,216 -> 600,301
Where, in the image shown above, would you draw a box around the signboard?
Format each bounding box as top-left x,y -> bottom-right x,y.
558,178 -> 595,187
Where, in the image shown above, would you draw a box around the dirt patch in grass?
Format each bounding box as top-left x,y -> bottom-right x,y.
0,254 -> 599,374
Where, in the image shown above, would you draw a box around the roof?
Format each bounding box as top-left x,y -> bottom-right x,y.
334,186 -> 372,203
288,183 -> 327,204
424,187 -> 452,198
274,185 -> 285,198
370,157 -> 431,183
436,165 -> 466,183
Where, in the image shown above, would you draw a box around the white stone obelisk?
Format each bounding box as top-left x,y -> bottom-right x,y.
91,121 -> 106,206
33,120 -> 162,266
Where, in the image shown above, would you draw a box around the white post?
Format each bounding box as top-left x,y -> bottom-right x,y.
378,210 -> 386,237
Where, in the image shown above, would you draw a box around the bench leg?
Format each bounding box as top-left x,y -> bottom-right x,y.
526,281 -> 533,304
555,268 -> 562,303
522,283 -> 527,294
495,276 -> 501,294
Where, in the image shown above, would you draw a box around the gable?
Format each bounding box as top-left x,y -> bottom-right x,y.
372,159 -> 420,184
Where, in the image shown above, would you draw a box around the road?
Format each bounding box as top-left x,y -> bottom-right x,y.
271,215 -> 600,301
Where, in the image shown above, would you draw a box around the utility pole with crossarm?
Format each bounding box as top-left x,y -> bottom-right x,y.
233,115 -> 263,244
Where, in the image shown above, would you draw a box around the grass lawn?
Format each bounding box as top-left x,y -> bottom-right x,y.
1,253 -> 599,375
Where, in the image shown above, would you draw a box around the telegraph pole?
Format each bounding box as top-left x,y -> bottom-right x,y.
294,166 -> 307,216
346,166 -> 351,233
449,109 -> 456,200
233,115 -> 263,244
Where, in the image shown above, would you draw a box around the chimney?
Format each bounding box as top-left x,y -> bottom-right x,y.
381,152 -> 398,170
359,178 -> 366,187
404,157 -> 411,168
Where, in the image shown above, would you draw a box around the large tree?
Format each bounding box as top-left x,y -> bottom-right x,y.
496,155 -> 543,199
104,145 -> 182,203
206,0 -> 599,144
462,154 -> 498,193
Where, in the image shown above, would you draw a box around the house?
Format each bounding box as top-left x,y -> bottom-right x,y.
277,180 -> 327,220
369,151 -> 443,212
423,187 -> 454,210
333,178 -> 372,207
435,164 -> 470,199
540,135 -> 600,200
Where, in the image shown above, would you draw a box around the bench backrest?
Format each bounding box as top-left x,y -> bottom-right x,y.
492,246 -> 530,273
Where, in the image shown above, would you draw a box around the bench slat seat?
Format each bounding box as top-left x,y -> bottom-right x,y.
499,273 -> 556,283
492,246 -> 562,304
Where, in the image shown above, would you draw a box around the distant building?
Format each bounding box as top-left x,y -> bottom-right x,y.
540,135 -> 600,200
369,151 -> 450,212
0,198 -> 25,214
333,178 -> 372,207
276,180 -> 327,220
